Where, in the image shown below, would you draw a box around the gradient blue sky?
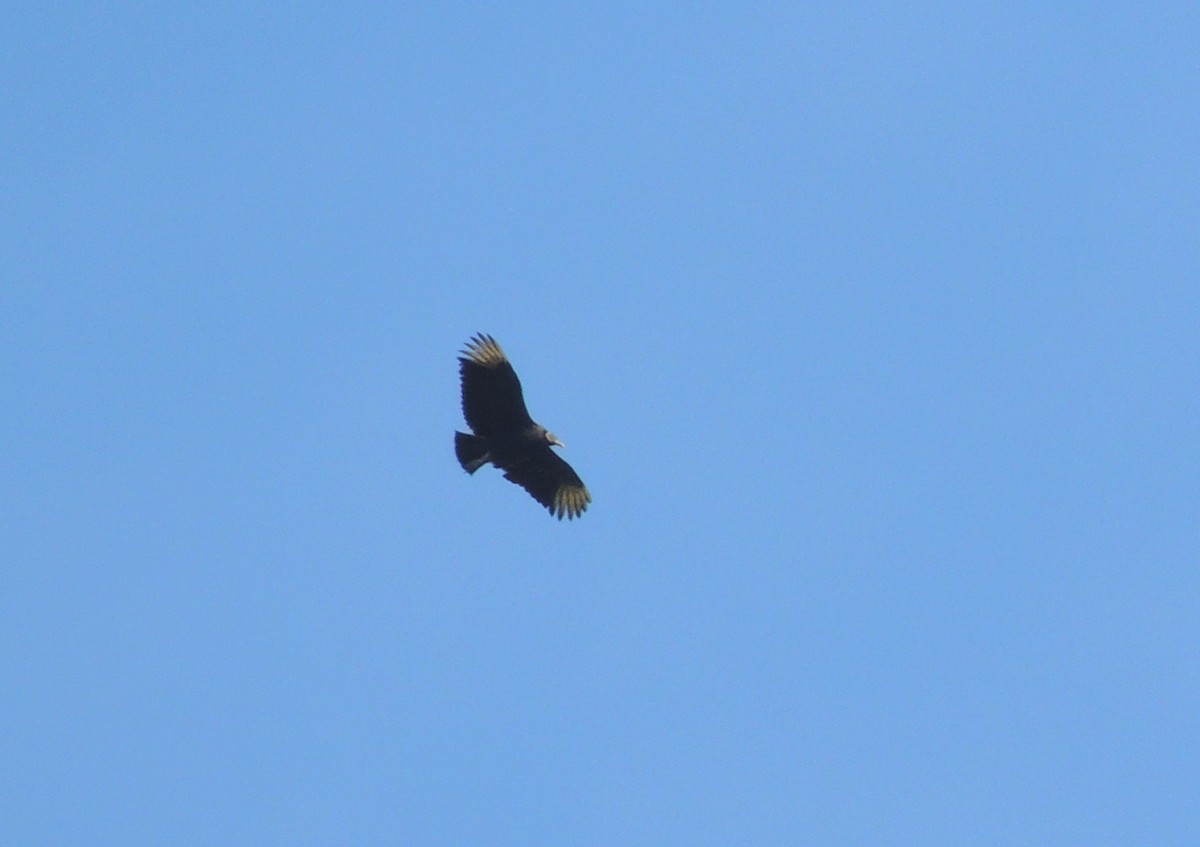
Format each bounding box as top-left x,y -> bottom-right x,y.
3,3 -> 1198,844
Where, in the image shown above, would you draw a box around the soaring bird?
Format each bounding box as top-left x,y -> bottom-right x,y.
454,334 -> 591,520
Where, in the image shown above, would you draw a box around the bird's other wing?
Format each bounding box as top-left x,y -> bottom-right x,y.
458,334 -> 534,435
502,448 -> 591,520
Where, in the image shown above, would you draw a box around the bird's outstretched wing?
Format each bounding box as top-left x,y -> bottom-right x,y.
502,448 -> 591,520
458,334 -> 534,435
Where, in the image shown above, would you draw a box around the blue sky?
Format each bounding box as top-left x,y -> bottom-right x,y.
3,3 -> 1197,844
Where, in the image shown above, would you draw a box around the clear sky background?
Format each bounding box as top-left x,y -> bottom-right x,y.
3,3 -> 1197,845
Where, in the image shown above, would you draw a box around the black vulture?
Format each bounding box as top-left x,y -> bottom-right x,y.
454,334 -> 591,520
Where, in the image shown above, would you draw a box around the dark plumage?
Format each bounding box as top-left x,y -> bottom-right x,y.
454,334 -> 591,520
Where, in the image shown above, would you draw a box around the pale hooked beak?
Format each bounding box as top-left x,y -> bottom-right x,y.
551,437 -> 565,449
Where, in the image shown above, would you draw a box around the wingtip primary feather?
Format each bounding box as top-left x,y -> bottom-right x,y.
551,484 -> 592,520
459,333 -> 508,368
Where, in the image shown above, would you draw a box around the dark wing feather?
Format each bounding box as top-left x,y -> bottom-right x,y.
502,447 -> 592,520
458,334 -> 534,435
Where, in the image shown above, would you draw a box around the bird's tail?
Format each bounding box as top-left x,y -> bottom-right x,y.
454,432 -> 491,473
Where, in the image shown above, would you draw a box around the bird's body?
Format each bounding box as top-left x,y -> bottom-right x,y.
455,334 -> 590,520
